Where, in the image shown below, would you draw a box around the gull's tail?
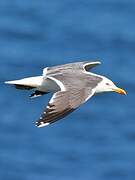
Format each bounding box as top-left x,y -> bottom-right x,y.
5,76 -> 43,90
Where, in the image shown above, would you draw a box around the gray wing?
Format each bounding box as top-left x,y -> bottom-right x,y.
36,88 -> 94,127
43,61 -> 101,76
36,63 -> 102,127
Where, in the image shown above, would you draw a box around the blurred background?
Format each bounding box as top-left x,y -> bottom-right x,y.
0,0 -> 135,180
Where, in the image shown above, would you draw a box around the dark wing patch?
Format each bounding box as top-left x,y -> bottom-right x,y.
36,89 -> 94,127
15,84 -> 35,90
36,91 -> 74,127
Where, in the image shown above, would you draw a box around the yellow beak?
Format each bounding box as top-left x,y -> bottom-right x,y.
113,87 -> 127,95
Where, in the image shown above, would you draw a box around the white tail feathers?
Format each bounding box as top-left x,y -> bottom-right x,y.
5,76 -> 43,88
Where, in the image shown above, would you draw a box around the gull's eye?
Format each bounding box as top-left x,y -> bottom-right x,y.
106,83 -> 110,85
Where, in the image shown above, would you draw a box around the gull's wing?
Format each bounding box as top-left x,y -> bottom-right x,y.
36,61 -> 102,127
43,61 -> 101,76
36,88 -> 94,127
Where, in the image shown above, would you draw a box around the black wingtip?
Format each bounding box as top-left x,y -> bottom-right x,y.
35,121 -> 50,128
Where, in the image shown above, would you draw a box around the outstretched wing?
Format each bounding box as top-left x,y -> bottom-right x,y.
36,88 -> 94,127
43,61 -> 101,76
36,61 -> 102,127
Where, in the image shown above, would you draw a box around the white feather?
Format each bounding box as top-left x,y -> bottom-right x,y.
5,76 -> 43,88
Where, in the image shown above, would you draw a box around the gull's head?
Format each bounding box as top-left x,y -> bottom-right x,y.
95,76 -> 127,95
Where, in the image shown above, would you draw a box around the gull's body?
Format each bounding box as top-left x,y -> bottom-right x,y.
5,61 -> 126,127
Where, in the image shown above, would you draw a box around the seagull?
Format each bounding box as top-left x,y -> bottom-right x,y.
5,61 -> 127,128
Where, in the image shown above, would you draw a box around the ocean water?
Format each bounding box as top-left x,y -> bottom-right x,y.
0,0 -> 135,180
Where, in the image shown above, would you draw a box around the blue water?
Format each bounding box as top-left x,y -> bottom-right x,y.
0,0 -> 135,180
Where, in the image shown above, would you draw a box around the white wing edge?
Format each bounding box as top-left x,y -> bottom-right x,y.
83,61 -> 101,70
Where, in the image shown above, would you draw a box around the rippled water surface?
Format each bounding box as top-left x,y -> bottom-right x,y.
0,1 -> 135,180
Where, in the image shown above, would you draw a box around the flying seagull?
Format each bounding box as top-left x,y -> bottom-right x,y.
5,61 -> 127,127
